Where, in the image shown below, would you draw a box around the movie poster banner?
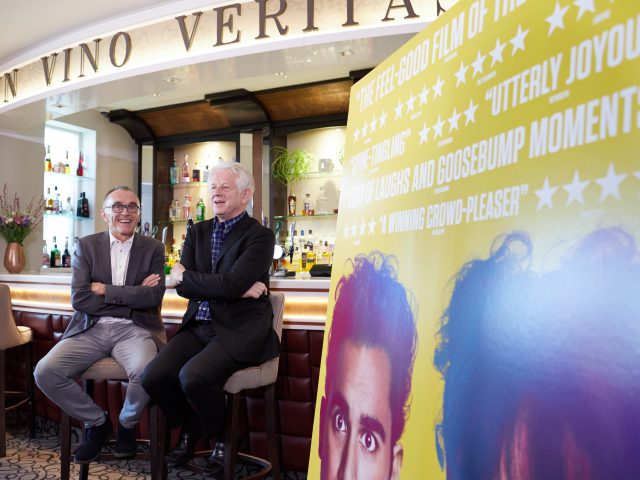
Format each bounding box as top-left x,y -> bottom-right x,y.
309,0 -> 640,478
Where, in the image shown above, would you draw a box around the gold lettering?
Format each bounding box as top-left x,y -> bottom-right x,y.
175,12 -> 203,52
3,70 -> 18,101
255,0 -> 289,39
382,0 -> 418,21
303,0 -> 318,32
214,4 -> 241,46
109,32 -> 132,67
79,39 -> 101,78
41,54 -> 58,86
343,0 -> 359,26
63,48 -> 72,82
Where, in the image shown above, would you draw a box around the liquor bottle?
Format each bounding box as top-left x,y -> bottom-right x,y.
76,151 -> 84,176
64,154 -> 70,174
45,145 -> 52,172
203,164 -> 210,183
192,158 -> 200,182
303,193 -> 311,215
305,246 -> 316,271
288,193 -> 296,216
42,240 -> 50,268
50,237 -> 60,268
45,187 -> 54,213
82,193 -> 90,217
181,154 -> 190,183
77,192 -> 84,216
53,186 -> 61,214
169,158 -> 178,185
182,194 -> 191,220
196,197 -> 205,221
61,237 -> 71,267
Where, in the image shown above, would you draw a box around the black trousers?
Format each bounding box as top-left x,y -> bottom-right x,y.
141,321 -> 246,439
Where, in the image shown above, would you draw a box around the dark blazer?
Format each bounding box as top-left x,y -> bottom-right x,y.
63,231 -> 167,348
176,213 -> 280,364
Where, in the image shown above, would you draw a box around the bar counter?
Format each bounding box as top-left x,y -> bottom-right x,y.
0,271 -> 330,330
1,270 -> 328,472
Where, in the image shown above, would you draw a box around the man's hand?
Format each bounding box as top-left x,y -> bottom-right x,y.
141,273 -> 161,287
167,262 -> 186,288
91,282 -> 106,296
242,281 -> 268,299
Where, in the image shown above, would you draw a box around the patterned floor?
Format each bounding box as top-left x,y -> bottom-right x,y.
0,418 -> 307,480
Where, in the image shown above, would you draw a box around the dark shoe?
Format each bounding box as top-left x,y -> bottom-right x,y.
205,441 -> 225,474
114,423 -> 137,459
73,415 -> 113,463
166,433 -> 198,468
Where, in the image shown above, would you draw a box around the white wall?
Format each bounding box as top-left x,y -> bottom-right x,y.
0,128 -> 46,272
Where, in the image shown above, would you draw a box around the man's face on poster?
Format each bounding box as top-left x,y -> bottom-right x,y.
319,340 -> 403,480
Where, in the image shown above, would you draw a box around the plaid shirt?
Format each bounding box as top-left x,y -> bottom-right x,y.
195,211 -> 247,321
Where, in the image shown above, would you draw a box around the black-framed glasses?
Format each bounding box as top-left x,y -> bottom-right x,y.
105,203 -> 140,213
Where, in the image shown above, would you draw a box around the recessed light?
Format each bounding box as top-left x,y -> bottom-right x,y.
152,92 -> 163,97
339,49 -> 355,57
162,76 -> 182,85
274,72 -> 288,78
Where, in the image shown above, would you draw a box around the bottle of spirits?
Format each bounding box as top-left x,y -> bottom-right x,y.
77,193 -> 84,216
181,154 -> 190,183
45,187 -> 54,213
72,237 -> 79,263
42,240 -> 50,268
182,194 -> 191,220
203,164 -> 210,183
76,151 -> 84,176
82,193 -> 90,217
45,145 -> 52,172
65,196 -> 73,215
288,193 -> 297,216
303,193 -> 311,215
64,153 -> 70,174
53,186 -> 61,214
50,237 -> 60,268
192,158 -> 200,182
169,158 -> 178,185
61,237 -> 71,267
196,197 -> 205,221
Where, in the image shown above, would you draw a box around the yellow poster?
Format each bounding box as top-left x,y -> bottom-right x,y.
309,0 -> 640,478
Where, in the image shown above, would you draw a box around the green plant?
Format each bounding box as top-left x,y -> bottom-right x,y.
271,147 -> 313,187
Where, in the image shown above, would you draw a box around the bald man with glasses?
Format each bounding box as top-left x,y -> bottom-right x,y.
35,186 -> 166,463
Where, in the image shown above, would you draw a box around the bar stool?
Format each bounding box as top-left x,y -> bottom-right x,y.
168,292 -> 285,480
59,356 -> 162,480
0,283 -> 34,458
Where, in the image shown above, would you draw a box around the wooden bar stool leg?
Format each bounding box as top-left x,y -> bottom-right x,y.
25,342 -> 35,439
60,411 -> 71,480
224,393 -> 241,480
0,350 -> 6,459
265,385 -> 281,480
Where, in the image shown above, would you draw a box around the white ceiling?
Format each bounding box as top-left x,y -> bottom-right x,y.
0,0 -> 415,131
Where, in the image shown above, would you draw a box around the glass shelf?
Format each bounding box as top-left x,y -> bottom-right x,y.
274,213 -> 337,220
157,181 -> 208,188
44,171 -> 95,181
44,214 -> 94,221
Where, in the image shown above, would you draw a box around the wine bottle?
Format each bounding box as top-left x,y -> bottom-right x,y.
181,155 -> 190,183
76,151 -> 84,176
61,237 -> 71,267
192,158 -> 200,182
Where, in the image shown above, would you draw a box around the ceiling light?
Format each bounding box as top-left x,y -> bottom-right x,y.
274,72 -> 288,78
162,76 -> 182,85
339,49 -> 355,57
152,92 -> 163,97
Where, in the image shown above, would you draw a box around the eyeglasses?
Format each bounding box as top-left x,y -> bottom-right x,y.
105,203 -> 140,213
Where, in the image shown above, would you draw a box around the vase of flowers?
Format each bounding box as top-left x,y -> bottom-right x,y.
0,184 -> 45,273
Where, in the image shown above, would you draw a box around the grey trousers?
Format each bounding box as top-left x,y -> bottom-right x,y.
34,322 -> 157,429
